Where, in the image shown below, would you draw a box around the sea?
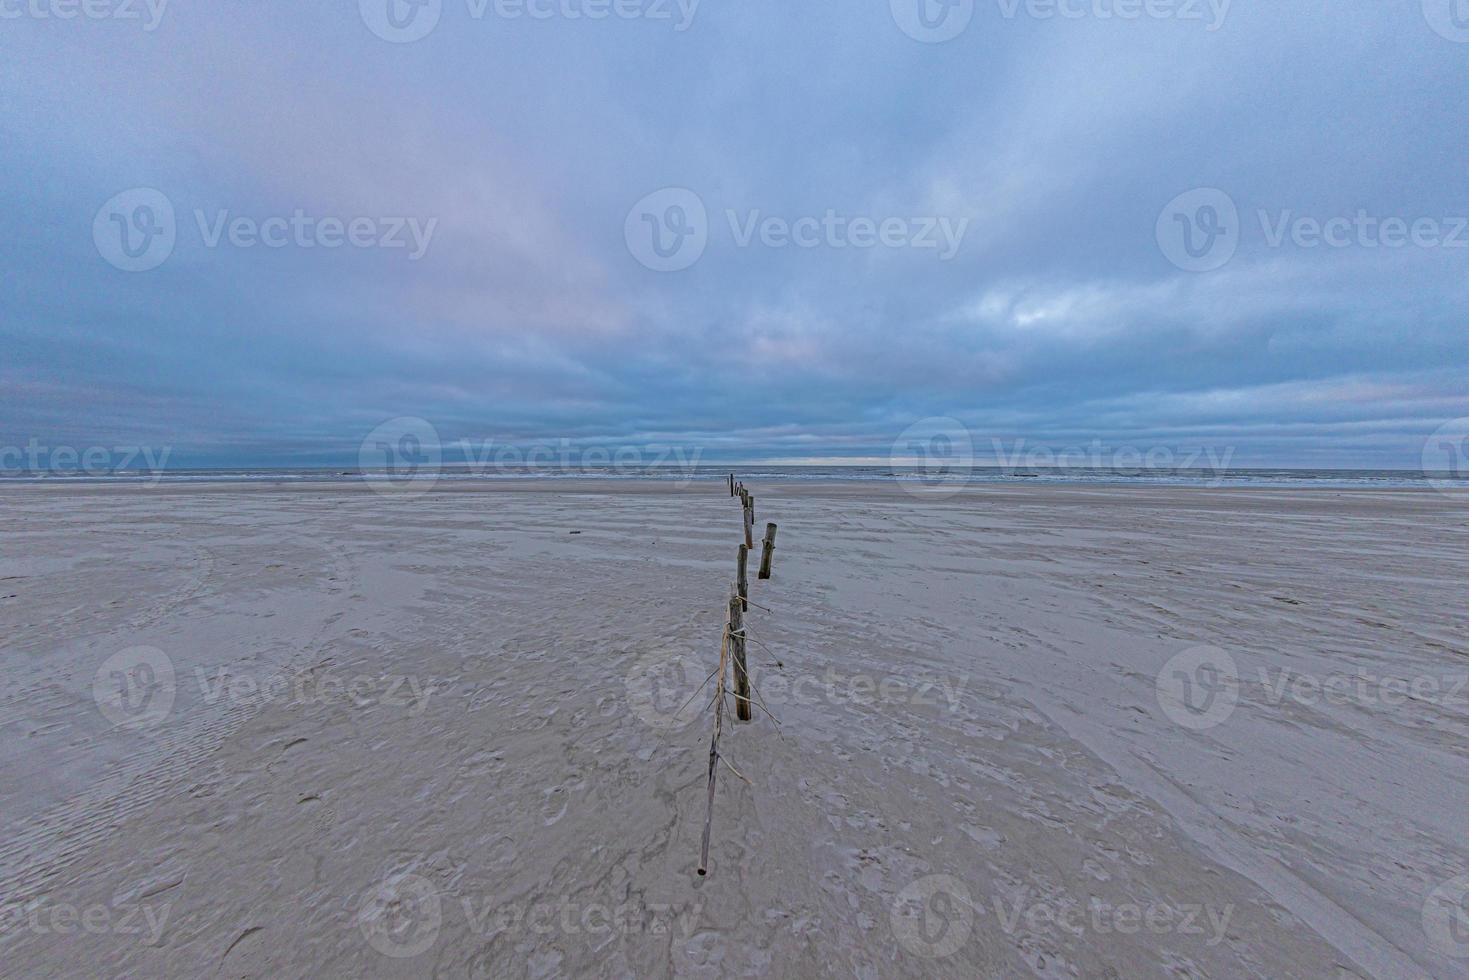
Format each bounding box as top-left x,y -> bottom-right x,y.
4,465 -> 1466,491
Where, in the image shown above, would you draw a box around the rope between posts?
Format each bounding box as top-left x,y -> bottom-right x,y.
695,474 -> 786,876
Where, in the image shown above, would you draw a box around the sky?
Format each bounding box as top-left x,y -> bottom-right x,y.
3,0 -> 1469,470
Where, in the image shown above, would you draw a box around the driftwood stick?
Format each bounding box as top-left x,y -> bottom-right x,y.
697,623 -> 731,877
697,719 -> 719,875
759,522 -> 778,580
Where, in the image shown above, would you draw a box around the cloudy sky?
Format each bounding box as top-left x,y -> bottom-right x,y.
3,0 -> 1468,468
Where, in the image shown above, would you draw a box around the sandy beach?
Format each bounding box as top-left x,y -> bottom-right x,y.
1,480 -> 1466,978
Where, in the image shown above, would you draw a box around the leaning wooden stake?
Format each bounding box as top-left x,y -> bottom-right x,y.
697,618 -> 731,877
737,544 -> 749,611
759,522 -> 778,580
729,594 -> 751,722
743,495 -> 755,550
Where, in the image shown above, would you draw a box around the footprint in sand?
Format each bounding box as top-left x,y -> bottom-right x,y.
542,781 -> 582,826
960,824 -> 1005,850
219,926 -> 267,973
297,794 -> 336,833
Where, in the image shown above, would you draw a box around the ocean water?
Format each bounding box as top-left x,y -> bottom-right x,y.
4,464 -> 1466,490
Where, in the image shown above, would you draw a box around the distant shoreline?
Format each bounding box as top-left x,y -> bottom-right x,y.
0,464 -> 1463,491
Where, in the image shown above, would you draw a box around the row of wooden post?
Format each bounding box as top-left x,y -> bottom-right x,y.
700,474 -> 782,876
729,474 -> 778,584
726,475 -> 780,724
728,475 -> 754,723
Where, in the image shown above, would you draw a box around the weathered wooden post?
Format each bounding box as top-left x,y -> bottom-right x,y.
743,495 -> 755,550
737,544 -> 749,611
728,473 -> 735,497
697,634 -> 727,877
728,594 -> 751,722
759,522 -> 778,580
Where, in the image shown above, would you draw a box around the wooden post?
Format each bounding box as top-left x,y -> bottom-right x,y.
759,522 -> 778,580
743,495 -> 755,550
697,641 -> 727,876
737,544 -> 749,611
728,473 -> 735,497
729,594 -> 751,722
